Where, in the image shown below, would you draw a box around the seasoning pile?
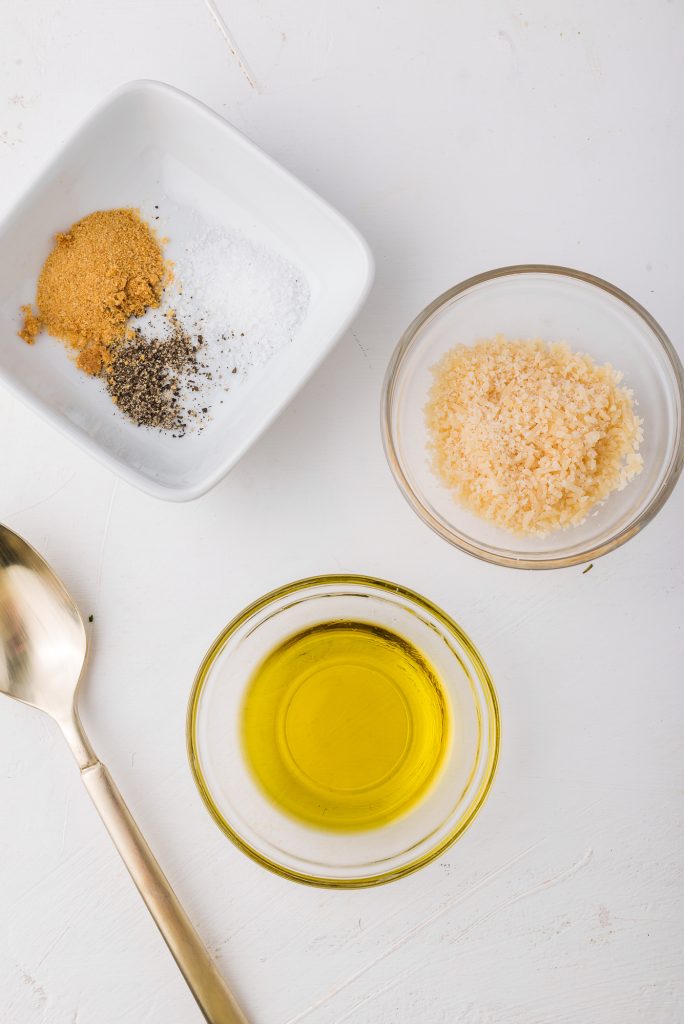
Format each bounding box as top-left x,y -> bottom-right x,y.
152,209 -> 310,373
425,335 -> 644,536
20,209 -> 165,376
105,321 -> 206,434
19,205 -> 310,435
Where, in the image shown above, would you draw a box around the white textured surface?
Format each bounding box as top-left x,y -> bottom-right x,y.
0,2 -> 682,1022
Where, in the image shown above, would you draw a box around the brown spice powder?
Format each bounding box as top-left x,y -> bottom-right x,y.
19,209 -> 166,375
18,304 -> 41,344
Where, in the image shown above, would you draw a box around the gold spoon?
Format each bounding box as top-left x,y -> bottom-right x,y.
0,524 -> 248,1024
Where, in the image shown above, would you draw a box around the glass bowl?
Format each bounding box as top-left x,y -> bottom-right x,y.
187,575 -> 499,888
382,266 -> 684,569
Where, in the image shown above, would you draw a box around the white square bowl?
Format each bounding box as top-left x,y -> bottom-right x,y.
0,80 -> 374,500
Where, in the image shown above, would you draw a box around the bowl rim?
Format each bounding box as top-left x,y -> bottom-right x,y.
381,263 -> 684,570
186,573 -> 500,888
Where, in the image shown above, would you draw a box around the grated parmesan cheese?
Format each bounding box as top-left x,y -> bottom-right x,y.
425,335 -> 644,537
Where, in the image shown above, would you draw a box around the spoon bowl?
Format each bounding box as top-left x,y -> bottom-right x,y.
0,526 -> 91,760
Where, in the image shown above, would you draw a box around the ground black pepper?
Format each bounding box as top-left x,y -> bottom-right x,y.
105,322 -> 208,435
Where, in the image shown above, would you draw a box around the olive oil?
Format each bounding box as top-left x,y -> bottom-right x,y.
241,621 -> 450,831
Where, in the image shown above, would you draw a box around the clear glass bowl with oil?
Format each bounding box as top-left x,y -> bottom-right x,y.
187,575 -> 500,888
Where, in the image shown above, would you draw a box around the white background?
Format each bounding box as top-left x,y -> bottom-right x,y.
1,2 -> 683,1022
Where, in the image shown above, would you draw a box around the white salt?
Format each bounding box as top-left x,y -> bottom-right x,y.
133,202 -> 310,432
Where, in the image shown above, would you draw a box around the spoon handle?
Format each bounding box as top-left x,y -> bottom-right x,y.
80,760 -> 248,1024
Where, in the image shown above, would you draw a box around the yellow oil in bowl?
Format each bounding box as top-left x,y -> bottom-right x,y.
241,621 -> 451,830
